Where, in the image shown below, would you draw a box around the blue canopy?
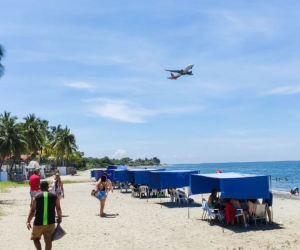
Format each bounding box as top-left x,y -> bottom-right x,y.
190,172 -> 270,199
105,166 -> 128,181
107,165 -> 128,170
94,170 -> 105,180
128,169 -> 165,185
114,170 -> 127,182
148,170 -> 198,189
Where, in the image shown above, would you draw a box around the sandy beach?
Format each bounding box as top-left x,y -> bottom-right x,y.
1,171 -> 300,250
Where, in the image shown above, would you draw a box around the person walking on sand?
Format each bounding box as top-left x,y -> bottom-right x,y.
26,181 -> 62,250
96,175 -> 109,217
50,172 -> 64,199
29,166 -> 41,206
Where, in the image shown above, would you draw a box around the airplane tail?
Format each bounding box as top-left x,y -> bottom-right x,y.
167,72 -> 177,80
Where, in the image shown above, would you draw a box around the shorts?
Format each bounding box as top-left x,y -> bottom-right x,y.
97,191 -> 107,200
31,224 -> 55,244
30,190 -> 40,197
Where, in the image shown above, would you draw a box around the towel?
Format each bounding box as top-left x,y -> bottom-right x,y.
225,203 -> 236,224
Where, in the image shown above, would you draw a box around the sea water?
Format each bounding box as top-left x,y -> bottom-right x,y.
157,161 -> 300,193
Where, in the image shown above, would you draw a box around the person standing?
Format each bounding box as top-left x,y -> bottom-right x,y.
96,175 -> 109,217
26,181 -> 62,250
29,167 -> 41,206
50,173 -> 64,199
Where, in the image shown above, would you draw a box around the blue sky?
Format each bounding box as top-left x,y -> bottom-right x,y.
1,1 -> 300,164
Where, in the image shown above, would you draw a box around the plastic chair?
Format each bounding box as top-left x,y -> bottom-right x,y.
235,209 -> 248,228
139,186 -> 148,198
175,191 -> 188,205
169,189 -> 176,202
130,186 -> 138,198
253,204 -> 267,227
203,201 -> 224,224
120,182 -> 129,193
201,198 -> 208,219
225,203 -> 248,228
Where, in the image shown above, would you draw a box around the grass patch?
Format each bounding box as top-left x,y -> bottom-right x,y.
0,181 -> 28,193
0,206 -> 5,216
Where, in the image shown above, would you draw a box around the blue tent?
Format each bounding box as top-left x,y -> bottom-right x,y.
105,166 -> 128,181
114,170 -> 127,182
148,170 -> 198,189
94,170 -> 105,181
129,169 -> 165,185
107,165 -> 128,170
190,172 -> 270,199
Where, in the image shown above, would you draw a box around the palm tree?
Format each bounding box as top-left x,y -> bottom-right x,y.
22,114 -> 46,162
51,126 -> 78,167
0,45 -> 5,78
0,111 -> 26,169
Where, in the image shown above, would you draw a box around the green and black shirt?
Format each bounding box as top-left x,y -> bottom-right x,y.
34,191 -> 57,226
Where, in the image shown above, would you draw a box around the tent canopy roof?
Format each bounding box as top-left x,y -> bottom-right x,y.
190,172 -> 270,199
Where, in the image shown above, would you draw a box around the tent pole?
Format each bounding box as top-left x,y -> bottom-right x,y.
188,194 -> 190,219
270,175 -> 273,223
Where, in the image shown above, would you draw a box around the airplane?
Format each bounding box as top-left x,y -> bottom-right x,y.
165,64 -> 194,80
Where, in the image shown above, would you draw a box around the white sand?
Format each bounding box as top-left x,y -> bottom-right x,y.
1,170 -> 300,250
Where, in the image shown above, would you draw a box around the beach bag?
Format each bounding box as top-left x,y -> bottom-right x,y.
91,189 -> 97,198
52,224 -> 66,241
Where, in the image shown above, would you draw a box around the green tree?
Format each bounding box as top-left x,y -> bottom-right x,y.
51,126 -> 78,166
22,114 -> 46,161
0,111 -> 26,169
0,45 -> 5,78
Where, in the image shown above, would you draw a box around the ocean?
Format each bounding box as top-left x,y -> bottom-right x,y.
158,161 -> 300,193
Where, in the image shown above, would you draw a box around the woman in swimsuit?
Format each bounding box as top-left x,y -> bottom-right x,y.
96,175 -> 108,217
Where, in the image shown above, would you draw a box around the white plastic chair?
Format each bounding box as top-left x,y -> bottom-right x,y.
201,198 -> 208,219
130,186 -> 138,198
203,201 -> 224,224
234,209 -> 248,228
169,189 -> 176,202
139,186 -> 148,198
175,191 -> 188,205
120,182 -> 129,193
253,204 -> 267,227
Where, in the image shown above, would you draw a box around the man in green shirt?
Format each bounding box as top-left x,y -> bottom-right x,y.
26,181 -> 62,250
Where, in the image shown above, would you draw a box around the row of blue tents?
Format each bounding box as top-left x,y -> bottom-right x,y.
91,166 -> 271,199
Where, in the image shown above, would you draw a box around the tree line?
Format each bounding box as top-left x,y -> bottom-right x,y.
0,111 -> 80,170
84,156 -> 161,169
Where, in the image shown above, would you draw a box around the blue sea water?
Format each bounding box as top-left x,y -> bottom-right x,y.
159,161 -> 300,193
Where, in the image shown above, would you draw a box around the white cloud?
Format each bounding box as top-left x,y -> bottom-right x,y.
260,86 -> 300,95
113,149 -> 126,159
66,82 -> 95,90
88,98 -> 155,123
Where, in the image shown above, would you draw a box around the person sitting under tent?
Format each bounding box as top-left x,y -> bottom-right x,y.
263,192 -> 273,224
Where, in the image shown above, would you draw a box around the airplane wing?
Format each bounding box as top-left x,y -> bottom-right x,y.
165,69 -> 182,73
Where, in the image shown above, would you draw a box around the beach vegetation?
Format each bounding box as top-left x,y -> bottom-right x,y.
0,206 -> 5,216
0,111 -> 81,170
0,181 -> 28,193
0,44 -> 5,78
85,156 -> 161,169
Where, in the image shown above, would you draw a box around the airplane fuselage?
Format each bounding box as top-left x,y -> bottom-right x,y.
166,64 -> 194,79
